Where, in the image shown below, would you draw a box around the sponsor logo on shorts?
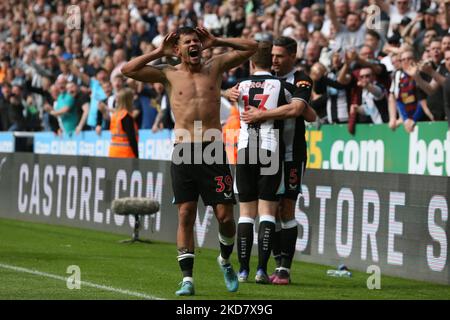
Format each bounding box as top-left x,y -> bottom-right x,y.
289,183 -> 298,190
224,192 -> 233,199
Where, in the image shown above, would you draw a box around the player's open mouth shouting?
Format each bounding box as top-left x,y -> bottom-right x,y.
188,47 -> 200,63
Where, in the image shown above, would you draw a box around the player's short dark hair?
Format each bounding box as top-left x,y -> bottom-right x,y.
366,29 -> 381,41
251,41 -> 273,69
175,26 -> 197,43
273,36 -> 297,55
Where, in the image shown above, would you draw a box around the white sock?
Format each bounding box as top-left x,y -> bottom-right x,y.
183,277 -> 193,283
278,267 -> 290,274
218,255 -> 229,266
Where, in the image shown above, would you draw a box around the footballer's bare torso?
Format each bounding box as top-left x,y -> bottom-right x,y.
163,60 -> 223,143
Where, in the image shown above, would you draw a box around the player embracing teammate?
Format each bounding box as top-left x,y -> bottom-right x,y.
234,37 -> 316,285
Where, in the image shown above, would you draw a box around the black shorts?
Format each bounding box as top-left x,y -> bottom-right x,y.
171,142 -> 236,205
279,161 -> 306,200
235,147 -> 282,202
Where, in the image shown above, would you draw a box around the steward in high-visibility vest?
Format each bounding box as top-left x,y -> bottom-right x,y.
108,88 -> 139,158
222,105 -> 240,164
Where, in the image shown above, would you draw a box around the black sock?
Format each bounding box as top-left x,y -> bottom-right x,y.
237,218 -> 254,272
272,222 -> 282,268
257,217 -> 275,273
280,222 -> 298,270
177,250 -> 195,278
219,233 -> 235,263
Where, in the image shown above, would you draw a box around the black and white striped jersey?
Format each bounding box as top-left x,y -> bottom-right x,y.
276,68 -> 312,163
237,71 -> 298,153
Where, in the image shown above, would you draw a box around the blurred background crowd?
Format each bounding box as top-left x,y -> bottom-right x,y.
1,0 -> 450,137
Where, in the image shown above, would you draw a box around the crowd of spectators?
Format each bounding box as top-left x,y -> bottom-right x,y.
0,0 -> 450,137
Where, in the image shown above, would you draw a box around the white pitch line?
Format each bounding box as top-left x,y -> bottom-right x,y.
0,262 -> 163,300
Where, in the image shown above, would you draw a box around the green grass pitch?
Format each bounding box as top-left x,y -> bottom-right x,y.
0,217 -> 449,300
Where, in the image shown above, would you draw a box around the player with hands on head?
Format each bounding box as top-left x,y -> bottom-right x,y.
122,26 -> 257,296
